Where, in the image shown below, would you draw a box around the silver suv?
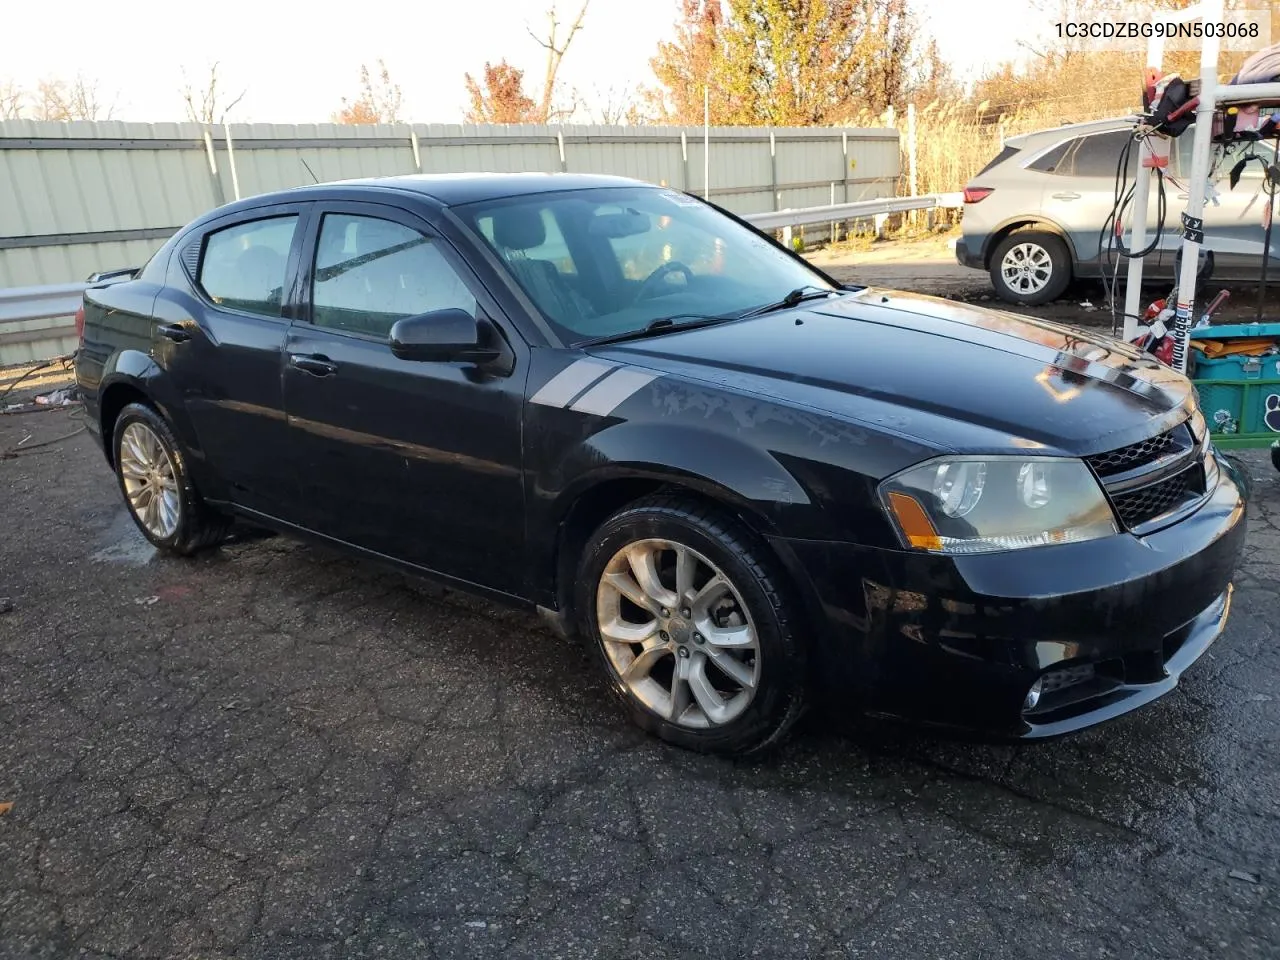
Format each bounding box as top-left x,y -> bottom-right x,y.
958,116 -> 1279,304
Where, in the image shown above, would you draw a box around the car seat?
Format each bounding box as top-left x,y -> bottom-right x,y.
490,206 -> 593,325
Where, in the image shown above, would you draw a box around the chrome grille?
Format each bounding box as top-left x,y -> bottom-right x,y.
1086,430 -> 1180,477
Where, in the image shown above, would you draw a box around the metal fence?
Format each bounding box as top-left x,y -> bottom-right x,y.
0,120 -> 901,365
0,119 -> 899,284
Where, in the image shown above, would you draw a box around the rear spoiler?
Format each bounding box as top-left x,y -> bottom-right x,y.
86,267 -> 140,285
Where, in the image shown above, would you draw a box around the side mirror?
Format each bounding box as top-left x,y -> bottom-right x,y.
389,309 -> 502,364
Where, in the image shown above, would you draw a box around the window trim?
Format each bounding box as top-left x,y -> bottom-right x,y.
298,200 -> 500,347
186,202 -> 313,324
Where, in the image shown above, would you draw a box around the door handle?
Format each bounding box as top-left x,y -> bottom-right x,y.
157,322 -> 191,343
1051,192 -> 1082,200
289,353 -> 338,377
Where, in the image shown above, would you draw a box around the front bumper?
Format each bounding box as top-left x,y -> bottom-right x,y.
775,456 -> 1249,739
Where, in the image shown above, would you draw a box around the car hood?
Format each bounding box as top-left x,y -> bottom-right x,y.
586,288 -> 1194,457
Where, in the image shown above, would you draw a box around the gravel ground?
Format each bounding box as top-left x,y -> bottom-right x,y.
1,365 -> 1279,959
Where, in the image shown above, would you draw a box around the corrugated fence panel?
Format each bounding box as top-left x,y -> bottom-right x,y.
1,120 -> 899,287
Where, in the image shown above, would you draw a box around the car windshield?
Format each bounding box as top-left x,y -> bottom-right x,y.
455,186 -> 837,344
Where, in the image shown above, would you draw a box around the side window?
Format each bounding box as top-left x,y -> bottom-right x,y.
1027,139 -> 1076,175
198,215 -> 298,317
311,214 -> 478,339
1072,132 -> 1136,178
1028,133 -> 1135,178
1200,138 -> 1276,181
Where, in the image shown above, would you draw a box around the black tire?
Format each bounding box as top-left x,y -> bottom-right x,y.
575,493 -> 807,755
1271,441 -> 1280,473
989,229 -> 1072,306
111,402 -> 231,556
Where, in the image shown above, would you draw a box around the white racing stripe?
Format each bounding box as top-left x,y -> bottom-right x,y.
529,358 -> 618,408
569,367 -> 661,417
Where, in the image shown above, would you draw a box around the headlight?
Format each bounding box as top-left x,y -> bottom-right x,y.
881,456 -> 1119,555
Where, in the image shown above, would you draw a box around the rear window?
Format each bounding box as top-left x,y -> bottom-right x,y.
975,145 -> 1020,177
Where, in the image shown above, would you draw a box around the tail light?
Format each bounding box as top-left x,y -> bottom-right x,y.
74,303 -> 86,343
963,187 -> 993,204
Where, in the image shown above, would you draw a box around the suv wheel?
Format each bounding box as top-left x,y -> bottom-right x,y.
989,229 -> 1072,305
576,494 -> 807,755
112,402 -> 231,555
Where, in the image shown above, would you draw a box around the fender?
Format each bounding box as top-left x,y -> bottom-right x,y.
984,215 -> 1082,267
95,349 -> 220,495
529,420 -> 831,598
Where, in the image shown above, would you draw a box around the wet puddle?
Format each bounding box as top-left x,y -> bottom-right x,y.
90,510 -> 157,566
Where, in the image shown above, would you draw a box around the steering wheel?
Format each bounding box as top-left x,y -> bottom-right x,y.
634,261 -> 695,303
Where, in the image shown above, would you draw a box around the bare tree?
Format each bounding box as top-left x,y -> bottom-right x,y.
181,62 -> 247,124
587,83 -> 639,124
527,1 -> 590,123
0,79 -> 24,119
35,75 -> 115,121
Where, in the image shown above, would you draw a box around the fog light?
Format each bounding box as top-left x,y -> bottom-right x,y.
1023,678 -> 1043,711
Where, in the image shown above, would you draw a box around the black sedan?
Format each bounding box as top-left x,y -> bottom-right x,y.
73,172 -> 1248,754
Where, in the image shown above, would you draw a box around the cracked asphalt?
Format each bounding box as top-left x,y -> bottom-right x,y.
1,404 -> 1278,960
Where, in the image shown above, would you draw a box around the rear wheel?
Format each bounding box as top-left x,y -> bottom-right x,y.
989,229 -> 1072,305
112,402 -> 231,555
576,494 -> 807,755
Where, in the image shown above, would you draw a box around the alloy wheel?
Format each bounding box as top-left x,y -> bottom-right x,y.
1000,241 -> 1053,295
118,421 -> 181,539
595,538 -> 761,728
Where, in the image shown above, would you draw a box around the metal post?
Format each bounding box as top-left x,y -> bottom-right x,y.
410,130 -> 422,172
907,103 -> 918,228
703,86 -> 710,200
202,127 -> 226,207
681,130 -> 689,192
557,129 -> 567,172
830,182 -> 837,244
1171,0 -> 1224,374
770,130 -> 779,210
223,123 -> 241,202
842,131 -> 850,204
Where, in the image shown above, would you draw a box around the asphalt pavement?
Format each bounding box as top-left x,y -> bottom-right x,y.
1,402 -> 1278,960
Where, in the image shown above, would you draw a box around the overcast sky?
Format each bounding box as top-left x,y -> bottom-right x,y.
6,0 -> 1030,123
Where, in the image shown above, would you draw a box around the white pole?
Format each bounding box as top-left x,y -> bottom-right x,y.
1124,33 -> 1165,341
703,86 -> 710,200
1170,0 -> 1223,374
224,122 -> 241,201
410,130 -> 422,172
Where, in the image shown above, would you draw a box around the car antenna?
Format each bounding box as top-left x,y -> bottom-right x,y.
300,158 -> 319,184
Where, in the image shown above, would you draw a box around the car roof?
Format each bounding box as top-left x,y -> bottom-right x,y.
1004,115 -> 1139,148
257,172 -> 655,208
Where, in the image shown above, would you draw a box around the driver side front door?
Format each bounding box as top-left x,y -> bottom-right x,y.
282,201 -> 529,596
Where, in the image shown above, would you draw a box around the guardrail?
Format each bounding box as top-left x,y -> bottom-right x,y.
1,192 -> 966,365
0,282 -> 84,366
743,192 -> 964,231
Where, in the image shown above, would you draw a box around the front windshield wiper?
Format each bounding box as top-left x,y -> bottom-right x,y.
736,285 -> 838,320
576,314 -> 735,347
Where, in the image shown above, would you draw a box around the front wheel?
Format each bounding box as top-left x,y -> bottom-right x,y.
576,494 -> 807,755
112,402 -> 231,555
